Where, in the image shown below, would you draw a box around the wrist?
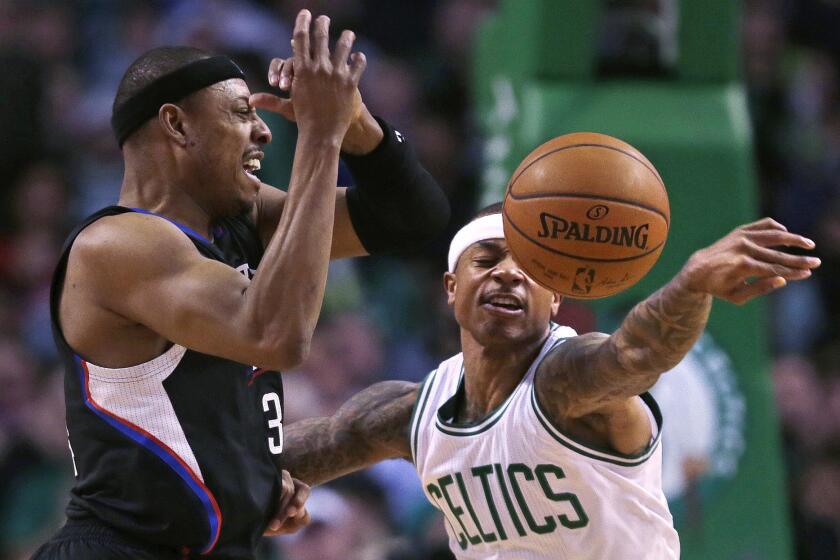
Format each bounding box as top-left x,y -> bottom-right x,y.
674,257 -> 707,296
341,106 -> 384,155
296,130 -> 343,152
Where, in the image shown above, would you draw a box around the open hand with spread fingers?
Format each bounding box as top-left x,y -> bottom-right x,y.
678,218 -> 821,305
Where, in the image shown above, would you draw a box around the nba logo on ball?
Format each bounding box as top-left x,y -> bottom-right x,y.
503,132 -> 670,299
572,267 -> 596,295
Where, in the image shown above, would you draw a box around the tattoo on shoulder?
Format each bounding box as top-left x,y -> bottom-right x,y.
538,280 -> 712,417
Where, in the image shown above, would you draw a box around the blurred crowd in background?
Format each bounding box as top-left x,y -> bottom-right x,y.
0,0 -> 840,559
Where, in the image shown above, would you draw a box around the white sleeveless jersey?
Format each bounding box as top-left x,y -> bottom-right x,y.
410,325 -> 679,560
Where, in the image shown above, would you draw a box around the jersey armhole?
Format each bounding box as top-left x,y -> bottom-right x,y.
408,369 -> 437,466
531,383 -> 664,467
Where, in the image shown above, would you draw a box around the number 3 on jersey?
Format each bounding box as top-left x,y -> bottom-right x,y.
262,392 -> 283,454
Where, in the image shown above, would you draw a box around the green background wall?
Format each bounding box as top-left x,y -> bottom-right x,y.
474,2 -> 791,558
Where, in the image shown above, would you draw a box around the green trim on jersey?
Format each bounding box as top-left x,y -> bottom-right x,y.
409,369 -> 438,464
531,388 -> 664,467
433,325 -> 573,438
434,366 -> 521,437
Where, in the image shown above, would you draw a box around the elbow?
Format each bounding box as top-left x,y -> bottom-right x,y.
390,186 -> 451,251
255,334 -> 312,371
408,173 -> 450,241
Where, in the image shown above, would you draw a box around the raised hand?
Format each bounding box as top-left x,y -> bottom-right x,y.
250,10 -> 366,144
679,218 -> 820,305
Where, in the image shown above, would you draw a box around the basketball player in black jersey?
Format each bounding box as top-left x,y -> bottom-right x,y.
34,9 -> 449,560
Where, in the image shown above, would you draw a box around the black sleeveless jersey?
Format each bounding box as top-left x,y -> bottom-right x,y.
50,206 -> 285,559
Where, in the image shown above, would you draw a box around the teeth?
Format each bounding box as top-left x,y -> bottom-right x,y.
244,158 -> 261,173
489,296 -> 520,308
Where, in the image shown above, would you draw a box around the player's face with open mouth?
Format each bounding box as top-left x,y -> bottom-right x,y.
185,79 -> 271,217
446,238 -> 559,346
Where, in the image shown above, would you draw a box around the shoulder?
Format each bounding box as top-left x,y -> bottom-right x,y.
69,212 -> 201,282
534,330 -> 612,417
550,324 -> 578,340
73,212 -> 198,259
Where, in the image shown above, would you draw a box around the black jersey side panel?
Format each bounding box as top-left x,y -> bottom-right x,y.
52,207 -> 283,558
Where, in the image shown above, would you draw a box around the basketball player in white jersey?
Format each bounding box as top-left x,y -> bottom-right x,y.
281,203 -> 820,559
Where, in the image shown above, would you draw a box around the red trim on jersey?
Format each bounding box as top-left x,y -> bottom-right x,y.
79,359 -> 223,554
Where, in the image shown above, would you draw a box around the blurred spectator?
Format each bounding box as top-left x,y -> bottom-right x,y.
272,475 -> 418,560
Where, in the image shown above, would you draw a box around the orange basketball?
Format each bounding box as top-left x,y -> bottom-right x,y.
502,132 -> 669,299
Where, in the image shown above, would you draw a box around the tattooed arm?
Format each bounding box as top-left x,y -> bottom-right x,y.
537,218 -> 820,422
279,380 -> 419,486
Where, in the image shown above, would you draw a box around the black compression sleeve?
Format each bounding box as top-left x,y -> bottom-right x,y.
342,117 -> 450,254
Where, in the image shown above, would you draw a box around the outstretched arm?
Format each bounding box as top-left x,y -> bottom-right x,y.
537,218 -> 820,419
280,381 -> 418,486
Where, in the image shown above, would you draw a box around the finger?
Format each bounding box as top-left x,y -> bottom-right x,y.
312,15 -> 330,63
747,242 -> 822,269
332,29 -> 356,67
740,258 -> 813,281
285,510 -> 311,532
268,58 -> 285,87
266,513 -> 285,534
292,9 -> 312,64
745,229 -> 816,249
279,59 -> 294,91
294,509 -> 311,529
279,470 -> 294,505
348,51 -> 367,83
277,470 -> 295,517
249,93 -> 296,121
271,471 -> 295,528
727,276 -> 787,305
268,509 -> 311,536
285,480 -> 311,517
740,217 -> 787,232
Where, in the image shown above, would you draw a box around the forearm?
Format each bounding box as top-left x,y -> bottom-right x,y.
280,416 -> 378,486
542,219 -> 818,417
342,117 -> 450,253
543,273 -> 711,416
340,106 -> 383,155
612,269 -> 712,378
244,135 -> 341,367
278,381 -> 417,486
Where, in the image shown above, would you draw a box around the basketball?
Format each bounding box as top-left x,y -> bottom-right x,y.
502,132 -> 669,299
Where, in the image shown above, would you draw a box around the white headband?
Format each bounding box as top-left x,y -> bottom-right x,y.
447,213 -> 504,272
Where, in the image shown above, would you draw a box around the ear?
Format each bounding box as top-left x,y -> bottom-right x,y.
158,103 -> 189,147
551,293 -> 562,316
444,271 -> 457,306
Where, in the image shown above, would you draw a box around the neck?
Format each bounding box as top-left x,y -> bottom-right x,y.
457,327 -> 548,423
118,146 -> 213,239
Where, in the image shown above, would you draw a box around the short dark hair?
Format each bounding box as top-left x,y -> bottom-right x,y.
112,46 -> 212,114
472,201 -> 503,221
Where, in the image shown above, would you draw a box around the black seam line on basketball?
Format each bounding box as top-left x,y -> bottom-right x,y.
507,143 -> 665,195
505,190 -> 669,227
502,206 -> 665,263
530,388 -> 661,467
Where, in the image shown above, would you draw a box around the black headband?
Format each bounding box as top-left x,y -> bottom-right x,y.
111,55 -> 246,147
